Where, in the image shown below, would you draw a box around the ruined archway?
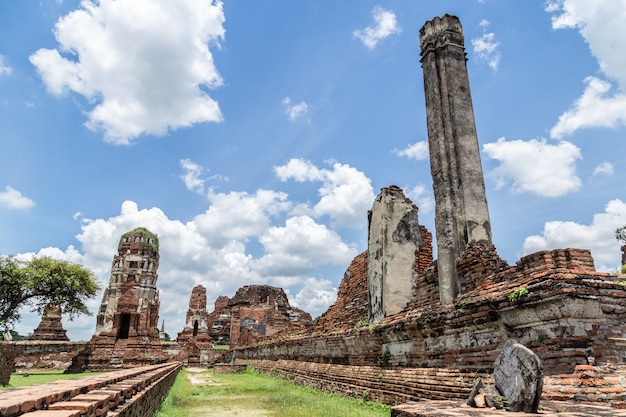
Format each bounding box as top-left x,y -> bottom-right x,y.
117,313 -> 130,340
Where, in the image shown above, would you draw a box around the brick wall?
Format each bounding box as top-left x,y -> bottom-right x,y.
236,245 -> 626,406
248,359 -> 482,406
10,341 -> 88,370
0,362 -> 181,417
315,251 -> 368,331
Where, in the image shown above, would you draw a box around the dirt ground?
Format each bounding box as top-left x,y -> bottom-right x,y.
183,367 -> 271,417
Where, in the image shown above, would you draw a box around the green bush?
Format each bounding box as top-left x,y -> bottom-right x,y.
507,286 -> 529,302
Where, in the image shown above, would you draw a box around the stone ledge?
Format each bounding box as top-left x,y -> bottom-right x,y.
391,400 -> 626,416
214,364 -> 247,374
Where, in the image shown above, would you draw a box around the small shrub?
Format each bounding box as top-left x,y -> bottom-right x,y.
494,395 -> 509,410
507,286 -> 529,302
353,319 -> 369,334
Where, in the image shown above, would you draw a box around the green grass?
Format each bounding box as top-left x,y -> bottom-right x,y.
156,367 -> 390,417
211,344 -> 230,350
1,370 -> 104,389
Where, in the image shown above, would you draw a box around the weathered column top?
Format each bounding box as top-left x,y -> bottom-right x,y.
419,14 -> 464,58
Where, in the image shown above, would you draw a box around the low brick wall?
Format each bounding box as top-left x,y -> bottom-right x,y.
0,362 -> 181,417
9,341 -> 89,370
235,248 -> 626,408
248,359 -> 481,406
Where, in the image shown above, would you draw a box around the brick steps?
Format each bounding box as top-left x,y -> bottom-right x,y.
0,362 -> 181,417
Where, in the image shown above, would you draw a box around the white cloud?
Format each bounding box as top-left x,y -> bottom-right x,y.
180,159 -> 207,194
353,6 -> 401,49
275,159 -> 375,228
29,0 -> 225,144
274,158 -> 323,182
471,20 -> 501,70
405,184 -> 435,215
550,77 -> 626,138
0,185 -> 36,210
547,0 -> 626,138
482,137 -> 582,197
592,161 -> 614,178
523,199 -> 626,271
282,97 -> 309,121
392,140 -> 429,160
254,215 -> 357,277
195,189 -> 291,247
0,55 -> 12,77
292,277 -> 338,319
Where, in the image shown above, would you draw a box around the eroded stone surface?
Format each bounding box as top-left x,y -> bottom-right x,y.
420,14 -> 492,304
494,340 -> 543,413
368,185 -> 423,322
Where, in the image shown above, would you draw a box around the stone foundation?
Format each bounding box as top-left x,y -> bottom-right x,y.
236,246 -> 626,407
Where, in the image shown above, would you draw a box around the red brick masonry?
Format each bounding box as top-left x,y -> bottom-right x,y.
0,362 -> 180,417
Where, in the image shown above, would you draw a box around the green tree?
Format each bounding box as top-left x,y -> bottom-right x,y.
0,255 -> 100,329
616,225 -> 626,246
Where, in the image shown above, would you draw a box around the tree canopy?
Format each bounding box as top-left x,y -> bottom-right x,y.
0,255 -> 100,328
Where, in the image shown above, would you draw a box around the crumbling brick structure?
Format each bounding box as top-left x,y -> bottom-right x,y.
29,303 -> 69,341
177,285 -> 211,344
206,295 -> 232,345
205,285 -> 314,348
85,227 -> 166,369
177,285 -> 212,365
235,15 -> 626,410
315,251 -> 369,331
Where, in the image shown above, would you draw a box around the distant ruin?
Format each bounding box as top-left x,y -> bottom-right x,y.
177,285 -> 211,345
29,303 -> 69,341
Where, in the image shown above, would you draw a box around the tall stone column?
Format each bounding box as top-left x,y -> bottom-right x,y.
368,186 -> 422,322
419,15 -> 492,304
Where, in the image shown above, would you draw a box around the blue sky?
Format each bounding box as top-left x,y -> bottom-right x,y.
1,0 -> 625,341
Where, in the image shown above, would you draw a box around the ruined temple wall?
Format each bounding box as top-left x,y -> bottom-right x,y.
315,251 -> 369,331
11,341 -> 88,370
237,248 -> 626,375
